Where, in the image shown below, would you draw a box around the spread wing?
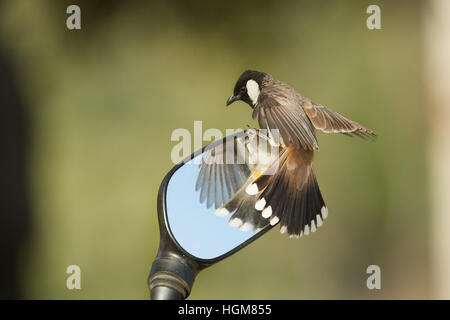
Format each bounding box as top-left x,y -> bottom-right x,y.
195,135 -> 251,209
195,130 -> 280,233
252,92 -> 319,151
302,100 -> 375,138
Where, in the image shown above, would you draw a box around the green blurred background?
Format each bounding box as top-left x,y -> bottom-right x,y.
0,0 -> 432,299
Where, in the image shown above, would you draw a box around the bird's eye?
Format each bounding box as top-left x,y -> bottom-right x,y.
240,86 -> 246,93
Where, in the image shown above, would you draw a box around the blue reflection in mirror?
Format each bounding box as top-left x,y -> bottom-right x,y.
166,153 -> 268,260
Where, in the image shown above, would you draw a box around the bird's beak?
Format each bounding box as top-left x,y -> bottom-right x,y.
226,94 -> 240,106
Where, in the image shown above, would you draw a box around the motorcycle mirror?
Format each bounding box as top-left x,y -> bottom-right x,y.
148,130 -> 275,300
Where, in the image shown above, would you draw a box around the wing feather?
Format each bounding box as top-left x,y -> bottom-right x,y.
196,135 -> 252,209
303,101 -> 375,137
253,93 -> 319,150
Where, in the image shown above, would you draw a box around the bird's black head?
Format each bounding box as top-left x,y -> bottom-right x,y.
226,70 -> 266,108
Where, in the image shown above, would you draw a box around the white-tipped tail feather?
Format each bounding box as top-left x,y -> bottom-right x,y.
284,209 -> 326,239
255,198 -> 266,211
245,183 -> 259,195
215,207 -> 230,216
316,214 -> 323,227
239,222 -> 253,232
270,216 -> 279,226
321,206 -> 328,219
304,224 -> 310,236
228,218 -> 243,227
262,206 -> 272,218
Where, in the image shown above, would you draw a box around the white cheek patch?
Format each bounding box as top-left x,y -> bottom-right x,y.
246,79 -> 260,105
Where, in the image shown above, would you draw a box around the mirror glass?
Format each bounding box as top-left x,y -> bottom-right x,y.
165,131 -> 278,260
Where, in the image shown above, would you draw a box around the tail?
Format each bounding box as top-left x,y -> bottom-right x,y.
248,146 -> 327,238
215,180 -> 270,233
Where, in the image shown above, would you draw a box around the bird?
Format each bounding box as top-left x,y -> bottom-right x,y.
198,70 -> 375,238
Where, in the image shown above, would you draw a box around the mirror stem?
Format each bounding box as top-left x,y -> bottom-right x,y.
148,253 -> 198,300
150,285 -> 183,300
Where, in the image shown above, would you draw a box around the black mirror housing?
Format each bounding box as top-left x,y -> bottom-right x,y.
148,131 -> 274,300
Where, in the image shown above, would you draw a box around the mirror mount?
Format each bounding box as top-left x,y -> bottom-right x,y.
149,171 -> 206,299
149,161 -> 216,299
148,252 -> 198,300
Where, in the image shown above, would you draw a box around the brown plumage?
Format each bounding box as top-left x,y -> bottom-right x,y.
251,74 -> 374,150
